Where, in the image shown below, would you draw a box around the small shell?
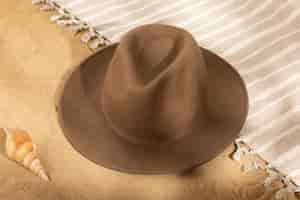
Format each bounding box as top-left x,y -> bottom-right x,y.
4,128 -> 50,182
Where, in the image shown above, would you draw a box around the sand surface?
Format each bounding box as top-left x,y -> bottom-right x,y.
0,1 -> 297,199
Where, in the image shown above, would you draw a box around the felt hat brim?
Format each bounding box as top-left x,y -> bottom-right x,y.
56,43 -> 248,174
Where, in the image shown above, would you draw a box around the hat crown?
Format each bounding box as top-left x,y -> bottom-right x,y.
102,25 -> 208,144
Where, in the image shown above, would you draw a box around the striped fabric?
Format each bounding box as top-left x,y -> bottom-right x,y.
52,0 -> 300,185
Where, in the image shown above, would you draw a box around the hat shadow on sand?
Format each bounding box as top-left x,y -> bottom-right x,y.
74,145 -> 269,200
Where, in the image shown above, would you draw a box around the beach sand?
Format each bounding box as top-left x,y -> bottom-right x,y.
0,1 -> 294,199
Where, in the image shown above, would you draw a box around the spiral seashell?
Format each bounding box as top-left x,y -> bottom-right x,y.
3,128 -> 50,182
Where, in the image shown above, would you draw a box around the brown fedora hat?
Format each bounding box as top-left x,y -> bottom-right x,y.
56,24 -> 248,174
